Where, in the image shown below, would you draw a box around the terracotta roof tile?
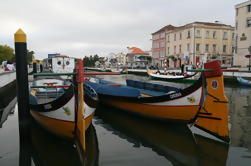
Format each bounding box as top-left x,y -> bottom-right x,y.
127,47 -> 149,54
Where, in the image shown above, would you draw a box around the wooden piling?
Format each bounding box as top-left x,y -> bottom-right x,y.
14,29 -> 30,126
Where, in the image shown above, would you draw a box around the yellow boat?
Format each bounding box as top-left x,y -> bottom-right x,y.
29,78 -> 98,138
88,61 -> 229,142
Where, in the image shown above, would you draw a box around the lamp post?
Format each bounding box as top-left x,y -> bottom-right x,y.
248,46 -> 251,71
245,54 -> 251,71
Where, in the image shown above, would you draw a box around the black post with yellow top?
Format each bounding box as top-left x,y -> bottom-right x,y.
14,29 -> 31,165
32,59 -> 37,78
14,29 -> 30,126
32,60 -> 37,73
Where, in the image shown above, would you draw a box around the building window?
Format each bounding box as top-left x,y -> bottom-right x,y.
160,50 -> 165,57
236,8 -> 238,16
153,42 -> 159,48
235,35 -> 238,53
240,33 -> 247,41
206,31 -> 210,38
187,30 -> 190,38
160,41 -> 165,47
213,31 -> 216,39
196,30 -> 201,38
153,34 -> 159,40
232,33 -> 235,39
236,22 -> 238,30
180,33 -> 182,40
160,32 -> 165,38
232,47 -> 235,53
223,45 -> 227,53
174,34 -> 176,41
187,43 -> 190,52
223,32 -> 228,40
167,35 -> 170,42
213,44 -> 216,52
205,44 -> 209,52
196,44 -> 200,52
174,46 -> 176,54
179,45 -> 182,53
167,47 -> 170,54
247,18 -> 251,27
248,5 -> 251,12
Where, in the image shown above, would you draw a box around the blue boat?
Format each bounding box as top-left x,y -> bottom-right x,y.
85,60 -> 231,142
236,76 -> 251,86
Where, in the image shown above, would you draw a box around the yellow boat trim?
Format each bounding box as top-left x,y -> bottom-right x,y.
30,111 -> 94,138
104,99 -> 199,122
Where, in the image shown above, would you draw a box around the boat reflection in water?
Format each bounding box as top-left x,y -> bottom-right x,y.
94,105 -> 229,166
19,121 -> 99,166
0,80 -> 17,128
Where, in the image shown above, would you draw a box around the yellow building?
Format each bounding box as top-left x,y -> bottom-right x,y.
164,22 -> 234,68
234,0 -> 251,67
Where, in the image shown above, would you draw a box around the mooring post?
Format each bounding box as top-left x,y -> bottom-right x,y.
32,59 -> 37,78
14,29 -> 30,125
39,61 -> 43,72
14,29 -> 31,166
74,59 -> 86,163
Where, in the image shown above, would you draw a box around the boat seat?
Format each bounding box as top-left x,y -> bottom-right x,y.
85,81 -> 141,97
126,80 -> 180,93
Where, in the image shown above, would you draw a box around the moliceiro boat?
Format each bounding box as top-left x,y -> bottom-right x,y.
236,76 -> 251,86
87,61 -> 229,142
147,66 -> 198,83
29,78 -> 98,138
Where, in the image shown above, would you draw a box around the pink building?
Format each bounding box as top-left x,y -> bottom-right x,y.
152,25 -> 175,68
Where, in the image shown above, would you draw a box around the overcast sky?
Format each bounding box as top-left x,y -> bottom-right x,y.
0,0 -> 246,59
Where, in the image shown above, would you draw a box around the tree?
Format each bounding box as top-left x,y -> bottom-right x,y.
0,45 -> 35,64
27,50 -> 35,64
83,55 -> 100,67
0,45 -> 14,63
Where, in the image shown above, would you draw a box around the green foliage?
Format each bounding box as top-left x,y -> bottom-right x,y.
0,45 -> 34,64
83,54 -> 99,67
27,50 -> 35,64
0,45 -> 14,63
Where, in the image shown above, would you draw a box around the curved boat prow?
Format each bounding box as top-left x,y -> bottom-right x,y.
195,61 -> 229,142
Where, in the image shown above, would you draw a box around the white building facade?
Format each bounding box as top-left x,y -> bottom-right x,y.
234,0 -> 251,67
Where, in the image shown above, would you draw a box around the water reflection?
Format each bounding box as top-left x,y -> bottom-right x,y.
226,87 -> 251,151
0,80 -> 16,128
0,95 -> 99,166
19,121 -> 99,166
1,74 -> 251,165
94,105 -> 229,166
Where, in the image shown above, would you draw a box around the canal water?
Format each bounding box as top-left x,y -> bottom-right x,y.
0,74 -> 251,166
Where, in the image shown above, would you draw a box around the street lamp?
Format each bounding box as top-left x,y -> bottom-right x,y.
246,46 -> 251,71
245,54 -> 251,71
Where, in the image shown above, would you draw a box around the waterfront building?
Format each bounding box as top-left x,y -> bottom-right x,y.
115,52 -> 127,66
152,22 -> 235,68
126,47 -> 151,69
234,0 -> 251,67
151,25 -> 176,68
